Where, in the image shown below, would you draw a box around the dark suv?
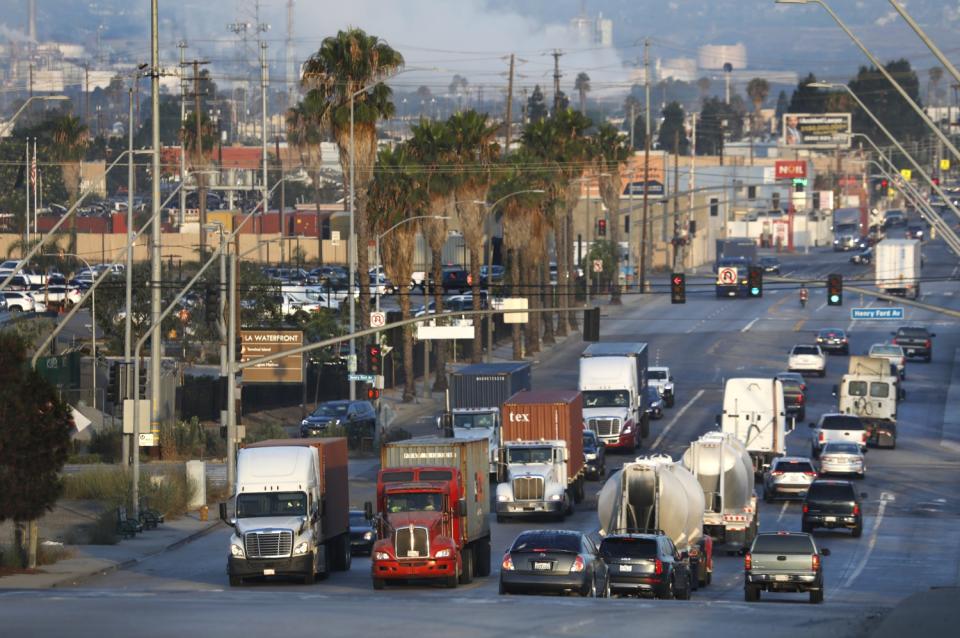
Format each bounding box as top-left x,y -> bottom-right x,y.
300,400 -> 376,441
777,374 -> 806,421
892,326 -> 935,362
583,429 -> 606,480
744,532 -> 829,604
802,479 -> 866,537
599,533 -> 691,600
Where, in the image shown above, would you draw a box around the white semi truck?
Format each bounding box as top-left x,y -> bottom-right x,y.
875,239 -> 922,299
719,378 -> 791,476
579,342 -> 649,451
681,432 -> 758,550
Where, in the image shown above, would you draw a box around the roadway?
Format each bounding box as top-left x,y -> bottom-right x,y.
1,241 -> 958,636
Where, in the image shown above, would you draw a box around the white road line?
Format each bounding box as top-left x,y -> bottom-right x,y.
650,389 -> 704,450
741,318 -> 759,333
815,301 -> 826,312
776,500 -> 789,523
843,492 -> 893,589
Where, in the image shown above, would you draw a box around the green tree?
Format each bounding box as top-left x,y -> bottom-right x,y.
788,73 -> 826,114
746,77 -> 770,138
592,124 -> 630,304
848,59 -> 926,144
0,333 -> 73,568
696,97 -> 731,156
774,90 -> 789,133
657,101 -> 689,155
527,85 -> 548,123
49,115 -> 89,255
623,95 -> 646,150
301,28 -> 404,339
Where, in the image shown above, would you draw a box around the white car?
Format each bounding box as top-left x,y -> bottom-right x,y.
818,441 -> 865,478
809,413 -> 868,457
763,456 -> 818,501
647,366 -> 675,407
1,291 -> 36,313
788,344 -> 826,377
868,343 -> 906,380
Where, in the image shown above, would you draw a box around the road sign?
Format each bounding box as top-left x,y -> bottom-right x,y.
369,311 -> 386,328
417,324 -> 475,340
331,230 -> 341,246
940,159 -> 951,171
138,432 -> 156,447
347,354 -> 357,373
498,297 -> 528,324
348,373 -> 376,382
717,267 -> 738,285
592,259 -> 603,273
900,168 -> 912,181
240,330 -> 304,383
850,307 -> 904,320
122,399 -> 150,435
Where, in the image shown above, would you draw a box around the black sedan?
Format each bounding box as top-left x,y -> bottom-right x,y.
583,430 -> 606,480
645,386 -> 664,420
816,328 -> 849,354
850,247 -> 872,265
599,533 -> 692,599
349,510 -> 375,555
758,256 -> 781,274
300,400 -> 376,438
500,530 -> 609,597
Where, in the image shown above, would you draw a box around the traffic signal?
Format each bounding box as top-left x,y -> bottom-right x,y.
366,387 -> 381,400
748,266 -> 763,298
597,219 -> 607,237
204,284 -> 218,324
670,273 -> 686,304
367,343 -> 382,375
107,361 -> 120,404
583,307 -> 600,342
827,273 -> 843,306
812,191 -> 821,210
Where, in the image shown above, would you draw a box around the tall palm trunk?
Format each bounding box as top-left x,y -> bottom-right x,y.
509,248 -> 522,360
554,219 -> 568,336
541,253 -> 555,345
399,285 -> 415,402
522,251 -> 540,355
564,190 -> 579,330
426,217 -> 447,391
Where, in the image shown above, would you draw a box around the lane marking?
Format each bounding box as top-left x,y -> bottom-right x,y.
815,301 -> 827,312
776,500 -> 789,523
793,319 -> 805,332
741,318 -> 759,333
842,491 -> 894,589
650,389 -> 704,450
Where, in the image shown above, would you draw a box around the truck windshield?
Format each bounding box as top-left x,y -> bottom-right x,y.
236,492 -> 307,518
453,412 -> 495,429
648,370 -> 667,380
386,493 -> 443,513
583,390 -> 630,408
506,447 -> 554,464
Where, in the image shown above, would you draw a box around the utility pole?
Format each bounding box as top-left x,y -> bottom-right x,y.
183,58 -> 210,260
178,41 -> 187,228
551,50 -> 563,113
28,63 -> 33,99
639,38 -> 651,293
685,114 -> 696,270
504,53 -> 515,157
123,86 -> 134,466
260,41 -> 269,246
285,0 -> 296,109
276,135 -> 285,266
672,129 -> 680,271
84,64 -> 90,130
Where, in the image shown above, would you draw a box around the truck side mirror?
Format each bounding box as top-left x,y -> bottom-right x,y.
714,414 -> 721,427
435,416 -> 442,431
219,502 -> 234,527
808,422 -> 816,428
831,385 -> 838,397
440,413 -> 454,438
669,376 -> 674,382
364,501 -> 373,520
456,498 -> 468,517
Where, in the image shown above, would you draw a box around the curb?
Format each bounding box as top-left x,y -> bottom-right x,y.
49,520 -> 224,589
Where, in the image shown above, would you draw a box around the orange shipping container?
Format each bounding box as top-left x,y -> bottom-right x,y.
502,390 -> 584,480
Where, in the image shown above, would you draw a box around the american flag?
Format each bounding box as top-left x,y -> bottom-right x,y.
30,153 -> 36,187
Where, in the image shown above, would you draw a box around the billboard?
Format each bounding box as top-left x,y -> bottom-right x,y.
774,160 -> 807,180
781,113 -> 851,148
240,330 -> 304,383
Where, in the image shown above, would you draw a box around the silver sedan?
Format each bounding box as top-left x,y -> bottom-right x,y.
818,441 -> 865,478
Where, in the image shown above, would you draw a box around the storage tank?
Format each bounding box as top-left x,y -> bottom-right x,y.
681,432 -> 753,516
597,455 -> 704,550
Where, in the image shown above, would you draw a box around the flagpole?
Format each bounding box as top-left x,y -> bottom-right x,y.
25,139 -> 30,245
32,137 -> 38,240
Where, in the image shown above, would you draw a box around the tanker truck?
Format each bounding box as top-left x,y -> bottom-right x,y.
681,432 -> 758,552
598,455 -> 713,589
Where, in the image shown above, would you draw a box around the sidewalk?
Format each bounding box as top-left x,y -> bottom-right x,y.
0,511 -> 221,590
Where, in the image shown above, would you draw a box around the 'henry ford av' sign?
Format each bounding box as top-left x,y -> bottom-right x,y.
240,330 -> 304,383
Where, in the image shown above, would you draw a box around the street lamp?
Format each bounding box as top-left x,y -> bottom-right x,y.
775,0 -> 960,164
0,95 -> 69,136
806,82 -> 960,256
886,0 -> 960,89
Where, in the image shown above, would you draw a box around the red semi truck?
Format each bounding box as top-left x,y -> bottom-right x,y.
368,437 -> 491,589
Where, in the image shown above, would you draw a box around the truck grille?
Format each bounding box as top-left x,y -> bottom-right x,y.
589,418 -> 621,437
395,526 -> 429,558
243,530 -> 293,559
513,476 -> 545,501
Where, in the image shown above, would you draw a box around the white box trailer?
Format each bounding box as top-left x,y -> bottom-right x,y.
719,378 -> 791,475
875,239 -> 921,299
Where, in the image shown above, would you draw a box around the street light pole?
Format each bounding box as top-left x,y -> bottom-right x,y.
886,0 -> 960,88
148,0 -> 162,483
0,95 -> 69,137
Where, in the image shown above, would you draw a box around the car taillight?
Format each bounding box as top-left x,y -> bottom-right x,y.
812,554 -> 820,571
853,504 -> 860,516
803,504 -> 809,514
819,432 -> 825,443
798,394 -> 805,404
803,471 -> 817,477
743,554 -> 751,571
770,471 -> 783,476
570,556 -> 585,573
655,558 -> 663,575
925,339 -> 931,348
501,555 -> 514,571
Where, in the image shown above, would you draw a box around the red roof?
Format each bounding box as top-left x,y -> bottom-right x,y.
219,147 -> 263,170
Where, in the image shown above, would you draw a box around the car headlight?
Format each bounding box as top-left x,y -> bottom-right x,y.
622,425 -> 633,434
497,494 -> 511,502
585,452 -> 597,461
293,541 -> 310,556
374,551 -> 391,561
230,543 -> 245,558
550,494 -> 562,501
363,531 -> 373,541
301,420 -> 309,427
435,549 -> 451,558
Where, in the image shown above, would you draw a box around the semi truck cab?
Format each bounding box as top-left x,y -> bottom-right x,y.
450,408 -> 500,476
496,441 -> 571,518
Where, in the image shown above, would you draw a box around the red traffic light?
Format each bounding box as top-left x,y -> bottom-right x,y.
672,275 -> 683,286
366,388 -> 381,400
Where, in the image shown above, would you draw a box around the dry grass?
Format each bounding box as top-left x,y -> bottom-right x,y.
62,466 -> 196,521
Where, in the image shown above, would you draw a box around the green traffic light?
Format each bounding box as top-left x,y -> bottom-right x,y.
751,288 -> 760,296
830,294 -> 840,303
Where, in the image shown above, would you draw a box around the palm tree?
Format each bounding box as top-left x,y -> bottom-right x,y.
574,72 -> 591,115
180,110 -> 217,260
928,66 -> 944,107
50,115 -> 89,255
368,144 -> 426,402
302,28 -> 404,340
286,90 -> 329,263
406,118 -> 455,390
447,110 -> 499,363
746,78 -> 770,139
592,124 -> 630,304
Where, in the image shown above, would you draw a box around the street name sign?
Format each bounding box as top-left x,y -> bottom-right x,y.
850,307 -> 904,320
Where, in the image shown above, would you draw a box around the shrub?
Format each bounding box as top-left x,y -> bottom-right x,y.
244,421 -> 289,444
87,429 -> 122,463
62,466 -> 196,520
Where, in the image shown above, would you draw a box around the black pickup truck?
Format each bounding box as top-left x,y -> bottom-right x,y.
892,326 -> 935,362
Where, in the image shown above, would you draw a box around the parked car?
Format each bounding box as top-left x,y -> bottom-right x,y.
892,326 -> 935,362
428,265 -> 470,294
1,291 -> 36,313
818,441 -> 866,478
763,456 -> 818,501
788,344 -> 826,377
810,413 -> 867,458
816,328 -> 849,355
744,531 -> 829,604
480,264 -> 505,286
644,385 -> 664,420
348,509 -> 375,556
500,529 -> 610,597
299,400 -> 376,438
583,429 -> 606,480
868,343 -> 906,379
758,256 -> 781,274
801,479 -> 866,537
906,224 -> 925,240
599,533 -> 692,600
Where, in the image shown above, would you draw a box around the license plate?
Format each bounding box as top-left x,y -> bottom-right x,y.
406,550 -> 420,558
533,561 -> 551,571
775,575 -> 789,582
824,516 -> 837,522
620,564 -> 633,572
263,568 -> 275,576
907,349 -> 916,355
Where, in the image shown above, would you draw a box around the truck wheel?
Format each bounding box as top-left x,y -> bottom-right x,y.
640,415 -> 650,439
229,574 -> 243,587
676,575 -> 692,600
475,540 -> 491,577
809,588 -> 824,604
745,585 -> 760,602
445,575 -> 459,588
303,569 -> 315,585
666,395 -> 675,408
372,578 -> 385,590
459,548 -> 474,585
